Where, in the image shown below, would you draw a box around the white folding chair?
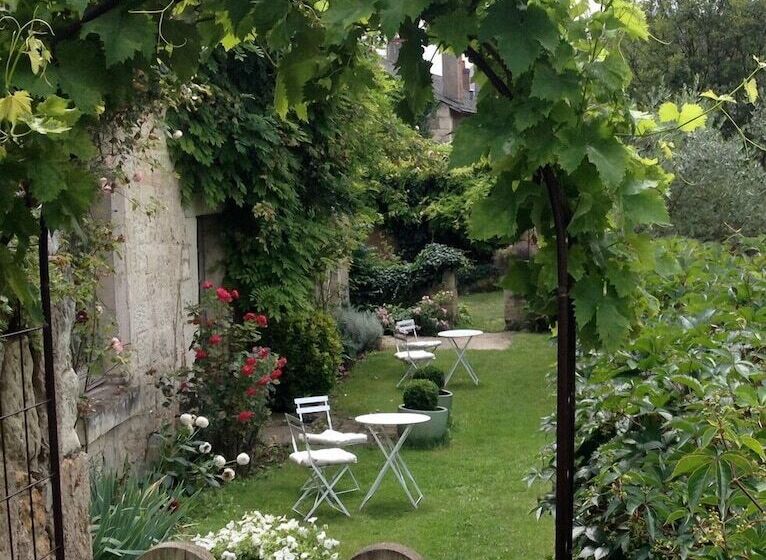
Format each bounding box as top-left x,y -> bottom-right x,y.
395,319 -> 442,352
393,331 -> 436,387
285,413 -> 358,520
294,396 -> 368,447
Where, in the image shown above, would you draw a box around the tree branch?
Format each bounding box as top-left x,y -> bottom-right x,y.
464,45 -> 513,100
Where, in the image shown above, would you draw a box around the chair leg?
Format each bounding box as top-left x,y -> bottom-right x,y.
397,362 -> 417,387
293,465 -> 354,520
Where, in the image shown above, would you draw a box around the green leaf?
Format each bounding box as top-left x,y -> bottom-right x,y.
686,465 -> 710,508
322,0 -> 375,41
572,274 -> 602,328
612,0 -> 649,39
678,103 -> 707,132
671,452 -> 713,479
394,22 -> 433,122
428,9 -> 478,54
658,102 -> 679,123
81,9 -> 156,67
744,78 -> 759,103
586,137 -> 629,187
380,0 -> 430,38
740,435 -> 765,460
0,90 -> 32,124
480,1 -> 559,76
623,189 -> 670,226
596,297 -> 630,350
531,63 -> 580,102
56,40 -> 108,113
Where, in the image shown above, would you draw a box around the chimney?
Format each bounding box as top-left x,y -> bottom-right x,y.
386,39 -> 402,67
442,54 -> 465,103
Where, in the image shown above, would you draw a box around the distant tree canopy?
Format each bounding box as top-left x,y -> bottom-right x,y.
627,0 -> 766,99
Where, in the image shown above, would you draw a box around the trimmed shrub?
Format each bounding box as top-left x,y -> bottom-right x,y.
401,379 -> 439,411
334,307 -> 383,358
412,365 -> 445,389
261,310 -> 343,412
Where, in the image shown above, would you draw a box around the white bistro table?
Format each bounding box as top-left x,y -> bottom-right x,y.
355,412 -> 429,510
437,329 -> 484,386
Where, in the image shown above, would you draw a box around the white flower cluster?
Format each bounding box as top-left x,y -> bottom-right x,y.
177,412 -> 249,483
193,511 -> 340,560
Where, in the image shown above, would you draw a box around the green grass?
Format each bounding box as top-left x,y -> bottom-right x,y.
461,290 -> 505,332
188,333 -> 555,559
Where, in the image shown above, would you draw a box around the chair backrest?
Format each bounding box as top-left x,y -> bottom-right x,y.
395,319 -> 418,338
284,413 -> 310,455
294,395 -> 333,430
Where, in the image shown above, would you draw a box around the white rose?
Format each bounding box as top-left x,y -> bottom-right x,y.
222,552 -> 236,560
195,416 -> 209,428
198,442 -> 212,454
213,455 -> 226,468
236,452 -> 250,466
179,413 -> 194,427
172,129 -> 183,139
222,468 -> 235,481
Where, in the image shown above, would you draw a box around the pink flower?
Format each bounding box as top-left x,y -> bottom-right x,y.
245,386 -> 258,398
244,312 -> 257,322
277,356 -> 287,368
256,314 -> 268,327
241,364 -> 254,377
270,369 -> 283,380
256,374 -> 271,386
195,348 -> 207,361
216,288 -> 232,303
209,334 -> 222,345
237,411 -> 254,423
230,289 -> 239,299
110,337 -> 124,354
245,356 -> 257,366
202,280 -> 213,289
257,347 -> 270,359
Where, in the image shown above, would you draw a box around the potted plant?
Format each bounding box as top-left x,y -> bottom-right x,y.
412,366 -> 453,413
398,380 -> 449,443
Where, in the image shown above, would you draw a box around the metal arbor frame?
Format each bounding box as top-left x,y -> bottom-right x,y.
0,222 -> 66,560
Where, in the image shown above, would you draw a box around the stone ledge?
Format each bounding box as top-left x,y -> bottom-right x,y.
78,378 -> 142,446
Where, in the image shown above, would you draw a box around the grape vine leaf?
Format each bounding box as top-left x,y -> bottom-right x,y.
744,78 -> 759,103
56,40 -> 108,113
0,90 -> 32,124
596,296 -> 630,350
81,9 -> 156,67
380,0 -> 430,38
394,21 -> 433,122
428,9 -> 478,54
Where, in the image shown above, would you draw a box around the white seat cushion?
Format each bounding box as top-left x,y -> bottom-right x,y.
394,350 -> 435,362
405,340 -> 442,350
303,429 -> 368,447
289,448 -> 357,467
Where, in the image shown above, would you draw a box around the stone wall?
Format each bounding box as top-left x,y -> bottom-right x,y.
81,129 -> 202,471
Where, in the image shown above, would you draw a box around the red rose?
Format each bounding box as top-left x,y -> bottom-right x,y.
270,368 -> 283,380
168,499 -> 180,512
179,381 -> 190,392
241,364 -> 254,376
244,312 -> 257,322
277,357 -> 287,368
202,280 -> 213,289
245,386 -> 258,398
258,347 -> 270,359
194,348 -> 207,360
231,289 -> 239,299
256,314 -> 268,327
209,334 -> 222,345
256,374 -> 271,386
216,287 -> 232,303
237,410 -> 254,423
245,356 -> 257,366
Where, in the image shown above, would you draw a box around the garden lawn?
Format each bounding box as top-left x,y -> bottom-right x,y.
188,333 -> 555,560
461,290 -> 505,332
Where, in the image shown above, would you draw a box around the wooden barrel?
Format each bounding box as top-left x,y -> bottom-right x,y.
138,542 -> 214,560
351,543 -> 423,560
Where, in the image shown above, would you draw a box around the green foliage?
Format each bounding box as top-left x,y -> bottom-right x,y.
167,45 -> 367,317
350,243 -> 469,307
412,365 -> 446,390
91,470 -> 189,560
334,307 -> 383,359
402,379 -> 439,411
0,1 -> 251,318
626,0 -> 766,102
260,310 -> 343,412
666,127 -> 766,240
529,237 -> 766,558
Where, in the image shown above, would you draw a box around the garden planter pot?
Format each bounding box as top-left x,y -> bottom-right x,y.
397,405 -> 449,442
437,389 -> 453,413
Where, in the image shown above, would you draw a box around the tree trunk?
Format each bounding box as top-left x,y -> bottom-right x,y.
542,167 -> 576,560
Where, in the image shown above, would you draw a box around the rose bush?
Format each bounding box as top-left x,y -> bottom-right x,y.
193,511 -> 340,560
176,283 -> 285,459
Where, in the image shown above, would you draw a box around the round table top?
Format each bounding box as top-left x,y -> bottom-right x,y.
437,329 -> 484,338
355,413 -> 430,426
